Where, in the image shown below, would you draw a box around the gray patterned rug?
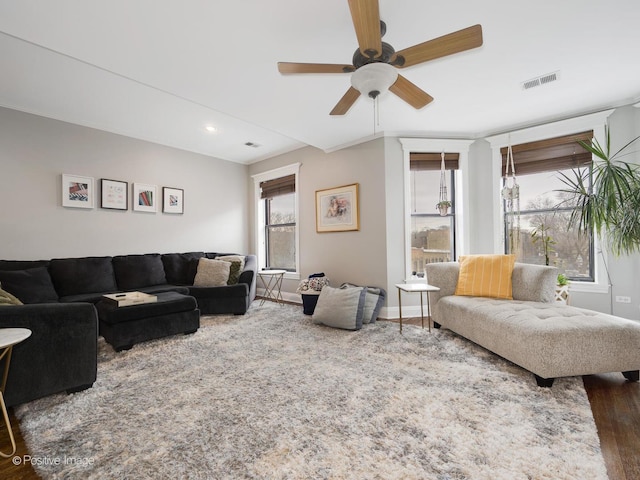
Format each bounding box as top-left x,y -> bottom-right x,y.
15,302 -> 607,479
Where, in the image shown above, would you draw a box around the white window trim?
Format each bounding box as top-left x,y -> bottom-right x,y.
251,163 -> 301,281
399,138 -> 473,281
486,110 -> 615,294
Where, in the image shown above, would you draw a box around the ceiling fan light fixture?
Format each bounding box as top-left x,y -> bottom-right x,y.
350,63 -> 398,99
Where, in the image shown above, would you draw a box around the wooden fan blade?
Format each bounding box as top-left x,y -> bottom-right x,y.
394,24 -> 483,68
348,0 -> 382,58
389,75 -> 434,109
330,87 -> 361,115
278,62 -> 355,74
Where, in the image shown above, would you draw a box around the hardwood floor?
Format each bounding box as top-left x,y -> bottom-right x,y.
1,318 -> 638,479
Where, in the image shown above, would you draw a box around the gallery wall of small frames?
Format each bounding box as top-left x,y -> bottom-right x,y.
61,174 -> 184,214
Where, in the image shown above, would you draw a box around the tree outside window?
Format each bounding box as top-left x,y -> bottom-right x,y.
504,168 -> 593,280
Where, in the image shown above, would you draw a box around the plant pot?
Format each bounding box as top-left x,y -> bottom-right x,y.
438,205 -> 449,216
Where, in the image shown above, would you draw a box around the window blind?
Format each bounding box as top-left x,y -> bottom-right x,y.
410,152 -> 459,171
260,174 -> 295,199
501,131 -> 593,176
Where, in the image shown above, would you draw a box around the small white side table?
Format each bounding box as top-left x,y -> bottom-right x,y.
257,270 -> 287,306
0,328 -> 32,458
395,283 -> 440,334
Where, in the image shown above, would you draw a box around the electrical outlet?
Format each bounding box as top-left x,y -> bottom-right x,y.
615,296 -> 631,304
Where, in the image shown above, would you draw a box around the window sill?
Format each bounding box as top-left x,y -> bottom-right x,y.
565,281 -> 609,294
284,272 -> 301,281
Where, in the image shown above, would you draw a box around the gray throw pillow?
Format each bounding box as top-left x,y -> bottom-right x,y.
339,283 -> 386,324
312,285 -> 366,331
193,258 -> 231,287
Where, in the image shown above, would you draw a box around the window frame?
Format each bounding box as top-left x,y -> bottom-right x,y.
409,168 -> 457,272
252,163 -> 301,280
264,193 -> 296,271
400,138 -> 474,281
501,167 -> 595,282
486,110 -> 614,293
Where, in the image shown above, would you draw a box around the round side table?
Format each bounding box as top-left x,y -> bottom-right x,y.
0,328 -> 32,458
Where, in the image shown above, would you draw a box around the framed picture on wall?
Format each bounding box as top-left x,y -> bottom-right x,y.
163,187 -> 184,214
315,183 -> 360,233
100,179 -> 128,210
132,183 -> 157,212
61,174 -> 94,209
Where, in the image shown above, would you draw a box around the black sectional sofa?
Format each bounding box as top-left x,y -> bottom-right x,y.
0,252 -> 256,407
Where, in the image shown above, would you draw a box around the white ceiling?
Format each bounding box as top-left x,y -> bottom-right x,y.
1,1 -> 639,165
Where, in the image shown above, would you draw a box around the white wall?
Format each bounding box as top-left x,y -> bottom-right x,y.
0,107 -> 249,260
569,106 -> 640,319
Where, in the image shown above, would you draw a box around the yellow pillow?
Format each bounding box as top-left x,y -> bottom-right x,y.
454,254 -> 516,299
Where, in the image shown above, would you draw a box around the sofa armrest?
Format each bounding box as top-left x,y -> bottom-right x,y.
425,262 -> 460,307
0,302 -> 98,407
512,263 -> 557,303
240,255 -> 257,302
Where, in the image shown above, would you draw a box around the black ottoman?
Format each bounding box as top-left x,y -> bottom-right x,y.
96,291 -> 200,351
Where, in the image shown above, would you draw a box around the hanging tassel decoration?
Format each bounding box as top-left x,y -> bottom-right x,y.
501,141 -> 520,253
436,151 -> 450,216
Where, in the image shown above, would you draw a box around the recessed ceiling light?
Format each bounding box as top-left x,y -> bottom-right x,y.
205,125 -> 217,133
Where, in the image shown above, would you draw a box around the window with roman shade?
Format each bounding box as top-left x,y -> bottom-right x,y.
409,152 -> 459,274
501,130 -> 594,281
259,173 -> 297,271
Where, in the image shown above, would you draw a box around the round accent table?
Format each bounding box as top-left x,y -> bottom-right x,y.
0,328 -> 32,458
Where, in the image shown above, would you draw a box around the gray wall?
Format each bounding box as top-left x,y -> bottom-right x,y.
0,107 -> 249,260
248,139 -> 389,300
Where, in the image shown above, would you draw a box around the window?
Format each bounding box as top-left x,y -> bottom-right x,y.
501,132 -> 594,281
253,164 -> 300,276
264,191 -> 296,270
409,152 -> 458,274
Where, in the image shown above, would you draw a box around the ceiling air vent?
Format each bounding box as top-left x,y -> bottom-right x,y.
522,71 -> 559,90
244,142 -> 261,148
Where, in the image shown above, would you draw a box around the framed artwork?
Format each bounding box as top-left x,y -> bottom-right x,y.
163,187 -> 184,214
100,179 -> 128,210
132,183 -> 157,212
62,174 -> 94,209
315,183 -> 360,233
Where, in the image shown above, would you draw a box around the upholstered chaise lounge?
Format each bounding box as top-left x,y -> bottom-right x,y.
426,261 -> 640,387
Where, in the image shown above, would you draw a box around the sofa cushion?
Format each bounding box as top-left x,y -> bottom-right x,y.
113,254 -> 167,291
161,252 -> 204,285
455,254 -> 516,300
0,267 -> 59,304
50,256 -> 117,297
312,285 -> 366,331
193,258 -> 231,287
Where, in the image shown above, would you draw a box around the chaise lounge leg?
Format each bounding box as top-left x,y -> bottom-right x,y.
433,321 -> 441,329
622,370 -> 639,382
534,375 -> 554,388
66,383 -> 94,394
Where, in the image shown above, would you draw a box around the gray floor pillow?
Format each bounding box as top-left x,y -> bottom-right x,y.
312,285 -> 366,330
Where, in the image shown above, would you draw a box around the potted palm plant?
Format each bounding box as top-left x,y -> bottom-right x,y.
558,127 -> 640,256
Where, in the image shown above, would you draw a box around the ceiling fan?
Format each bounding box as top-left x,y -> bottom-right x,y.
277,0 -> 483,115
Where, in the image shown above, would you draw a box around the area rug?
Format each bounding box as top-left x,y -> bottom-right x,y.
15,302 -> 608,479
